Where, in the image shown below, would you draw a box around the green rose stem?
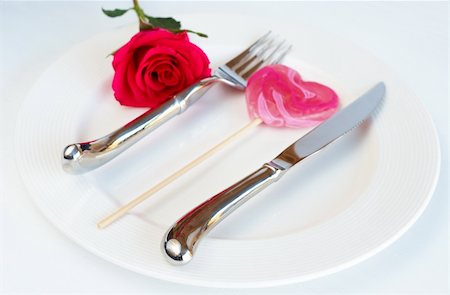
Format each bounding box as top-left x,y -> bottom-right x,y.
102,0 -> 207,37
132,0 -> 151,31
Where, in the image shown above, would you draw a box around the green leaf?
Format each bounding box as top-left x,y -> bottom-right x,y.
102,8 -> 132,17
107,48 -> 118,58
141,14 -> 208,38
176,29 -> 208,38
144,15 -> 181,30
138,19 -> 155,31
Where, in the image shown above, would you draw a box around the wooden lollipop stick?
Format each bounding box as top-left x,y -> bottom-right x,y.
97,118 -> 263,229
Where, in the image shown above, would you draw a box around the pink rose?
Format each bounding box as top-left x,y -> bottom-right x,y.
112,29 -> 211,108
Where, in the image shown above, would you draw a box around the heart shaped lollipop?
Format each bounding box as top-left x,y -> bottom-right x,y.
246,64 -> 339,127
98,64 -> 340,229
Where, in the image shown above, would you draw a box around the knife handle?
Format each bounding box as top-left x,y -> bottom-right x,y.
162,161 -> 287,264
62,76 -> 219,174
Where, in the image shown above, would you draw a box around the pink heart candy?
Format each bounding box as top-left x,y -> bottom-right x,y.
245,64 -> 339,128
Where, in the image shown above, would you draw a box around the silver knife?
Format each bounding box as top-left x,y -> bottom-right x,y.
162,82 -> 385,264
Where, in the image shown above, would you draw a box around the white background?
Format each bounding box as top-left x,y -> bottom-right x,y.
1,1 -> 448,294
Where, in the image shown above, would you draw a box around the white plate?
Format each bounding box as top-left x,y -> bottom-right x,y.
15,14 -> 440,288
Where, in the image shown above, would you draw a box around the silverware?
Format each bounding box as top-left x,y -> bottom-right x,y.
162,82 -> 385,264
62,32 -> 291,174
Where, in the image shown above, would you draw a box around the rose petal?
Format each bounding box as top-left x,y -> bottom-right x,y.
111,29 -> 211,108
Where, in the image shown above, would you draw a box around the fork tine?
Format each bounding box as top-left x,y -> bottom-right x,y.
225,31 -> 272,69
240,39 -> 289,80
271,44 -> 292,64
241,60 -> 264,80
264,40 -> 287,63
217,32 -> 291,87
233,36 -> 278,74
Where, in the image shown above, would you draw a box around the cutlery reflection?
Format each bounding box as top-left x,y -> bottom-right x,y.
62,32 -> 291,174
162,82 -> 385,264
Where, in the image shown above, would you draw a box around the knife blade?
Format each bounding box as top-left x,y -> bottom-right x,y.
162,82 -> 385,264
271,82 -> 385,170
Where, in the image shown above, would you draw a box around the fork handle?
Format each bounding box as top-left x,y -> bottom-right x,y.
162,162 -> 287,265
62,76 -> 220,174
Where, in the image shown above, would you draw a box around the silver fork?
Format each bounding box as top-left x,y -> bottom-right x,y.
62,32 -> 291,173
